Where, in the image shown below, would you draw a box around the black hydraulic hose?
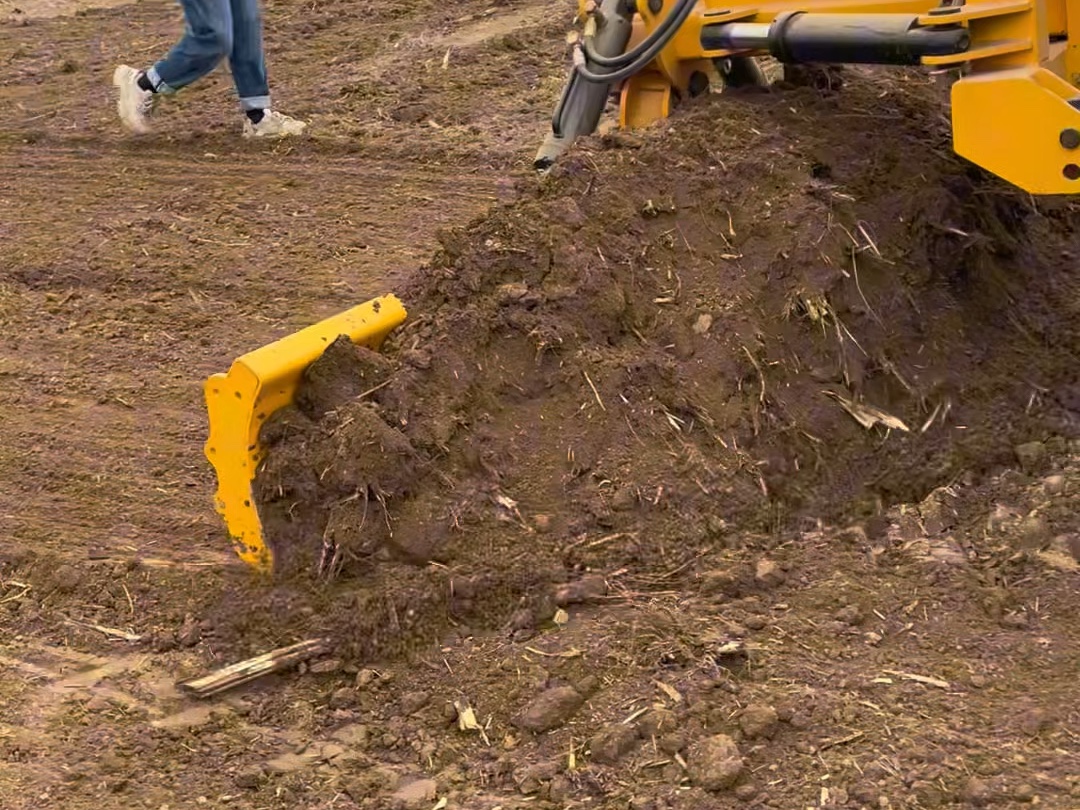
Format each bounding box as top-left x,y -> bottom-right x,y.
573,0 -> 698,83
550,71 -> 577,136
583,0 -> 697,67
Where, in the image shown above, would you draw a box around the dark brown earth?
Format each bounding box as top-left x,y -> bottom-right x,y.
2,0 -> 1080,808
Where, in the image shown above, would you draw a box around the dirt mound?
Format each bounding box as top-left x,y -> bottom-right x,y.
246,70 -> 1080,664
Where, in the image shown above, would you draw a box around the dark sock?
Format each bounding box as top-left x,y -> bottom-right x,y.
136,72 -> 156,93
246,109 -> 266,125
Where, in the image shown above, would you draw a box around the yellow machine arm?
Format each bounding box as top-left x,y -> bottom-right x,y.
204,296 -> 407,573
536,0 -> 1080,194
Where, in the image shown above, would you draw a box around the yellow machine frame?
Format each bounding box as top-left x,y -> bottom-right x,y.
204,295 -> 407,573
540,0 -> 1080,194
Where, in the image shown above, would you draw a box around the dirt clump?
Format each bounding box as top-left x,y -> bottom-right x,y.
248,71 -> 1080,668
687,733 -> 745,791
293,335 -> 396,421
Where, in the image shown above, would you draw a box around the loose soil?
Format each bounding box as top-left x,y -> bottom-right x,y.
2,1 -> 1080,809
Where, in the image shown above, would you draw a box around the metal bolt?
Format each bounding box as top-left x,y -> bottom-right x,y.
1060,128 -> 1080,150
1064,163 -> 1080,180
648,0 -> 663,13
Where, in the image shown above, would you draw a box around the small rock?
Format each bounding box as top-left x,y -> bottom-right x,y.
548,774 -> 572,803
1067,534 -> 1080,562
400,691 -> 431,716
496,282 -> 529,305
658,731 -> 685,754
744,615 -> 769,631
355,669 -> 378,688
330,724 -> 369,748
1045,534 -> 1080,567
589,723 -> 639,764
726,622 -> 748,638
1014,441 -> 1047,474
986,504 -> 1018,534
687,734 -> 745,791
234,769 -> 263,790
309,658 -> 342,674
734,783 -> 758,801
850,784 -> 878,805
85,695 -> 111,712
391,778 -> 438,810
1017,707 -> 1052,735
329,687 -> 354,709
738,704 -> 779,740
699,569 -> 742,597
661,762 -> 683,782
514,686 -> 585,733
1017,514 -> 1051,551
50,563 -> 82,594
1000,611 -> 1029,630
178,614 -> 201,647
1014,784 -> 1036,803
610,488 -> 637,511
789,711 -> 813,730
515,761 -> 557,794
969,674 -> 989,689
754,558 -> 786,589
693,313 -> 714,335
961,776 -> 998,807
1043,474 -> 1066,496
834,604 -> 865,626
507,608 -> 535,632
152,631 -> 178,653
575,674 -> 600,696
554,575 -> 607,605
637,707 -> 678,737
550,197 -> 587,229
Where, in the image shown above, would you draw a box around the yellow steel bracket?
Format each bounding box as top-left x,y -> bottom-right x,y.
204,295 -> 407,573
950,66 -> 1080,194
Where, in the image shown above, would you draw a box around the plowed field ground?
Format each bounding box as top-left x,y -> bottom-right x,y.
2,1 -> 1079,809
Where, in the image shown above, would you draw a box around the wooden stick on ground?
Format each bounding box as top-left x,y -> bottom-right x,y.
62,616 -> 142,642
178,638 -> 331,698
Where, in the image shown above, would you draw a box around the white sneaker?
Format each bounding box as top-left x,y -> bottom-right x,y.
112,65 -> 155,134
243,110 -> 307,139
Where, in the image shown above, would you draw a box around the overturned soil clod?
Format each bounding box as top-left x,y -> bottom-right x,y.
251,73 -> 1080,667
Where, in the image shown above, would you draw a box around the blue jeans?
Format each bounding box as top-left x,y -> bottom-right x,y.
146,0 -> 270,111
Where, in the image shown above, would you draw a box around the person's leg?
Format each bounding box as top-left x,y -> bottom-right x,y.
229,0 -> 307,137
148,0 -> 234,92
113,0 -> 233,133
226,0 -> 269,113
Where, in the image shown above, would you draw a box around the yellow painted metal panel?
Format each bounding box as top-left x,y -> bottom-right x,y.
204,295 -> 407,573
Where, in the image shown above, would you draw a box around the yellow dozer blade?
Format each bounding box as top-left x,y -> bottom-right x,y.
204,295 -> 407,573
